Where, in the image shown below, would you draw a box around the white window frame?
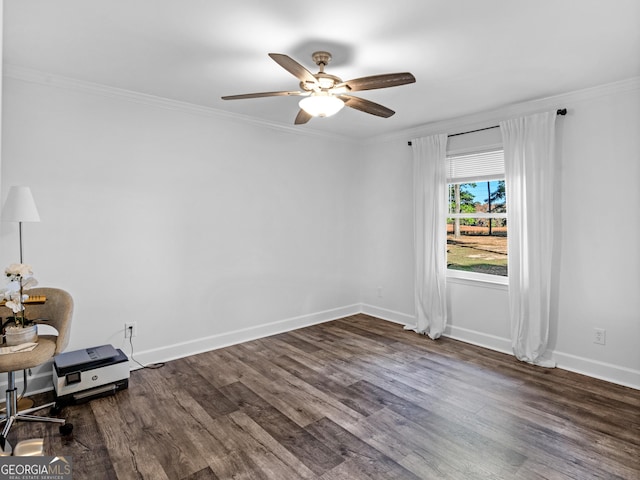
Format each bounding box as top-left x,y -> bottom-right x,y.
446,145 -> 508,286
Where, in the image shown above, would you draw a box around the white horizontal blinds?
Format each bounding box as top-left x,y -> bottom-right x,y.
447,149 -> 504,183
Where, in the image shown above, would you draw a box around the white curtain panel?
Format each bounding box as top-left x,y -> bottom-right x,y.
500,111 -> 557,367
409,134 -> 448,339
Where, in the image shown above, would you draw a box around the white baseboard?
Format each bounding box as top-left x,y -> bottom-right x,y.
359,304 -> 514,355
359,304 -> 416,326
553,351 -> 640,390
129,304 -> 362,369
360,304 -> 514,355
445,324 -> 639,390
444,324 -> 513,355
359,304 -> 639,390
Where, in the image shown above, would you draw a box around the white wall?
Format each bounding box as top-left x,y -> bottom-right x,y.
0,74 -> 363,391
0,1 -> 3,204
357,137 -> 415,316
552,84 -> 640,381
360,79 -> 640,389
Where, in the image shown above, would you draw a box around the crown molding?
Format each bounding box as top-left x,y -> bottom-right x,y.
5,65 -> 638,147
3,64 -> 357,145
373,76 -> 640,144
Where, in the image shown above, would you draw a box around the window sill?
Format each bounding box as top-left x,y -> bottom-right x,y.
446,270 -> 508,289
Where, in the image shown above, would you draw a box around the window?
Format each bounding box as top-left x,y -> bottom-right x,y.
446,149 -> 507,277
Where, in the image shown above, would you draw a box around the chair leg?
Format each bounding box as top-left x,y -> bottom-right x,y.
0,436 -> 11,456
14,401 -> 57,417
14,414 -> 65,425
0,372 -> 18,454
1,371 -> 68,453
0,417 -> 14,455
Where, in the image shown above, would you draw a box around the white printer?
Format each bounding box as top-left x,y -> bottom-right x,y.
53,344 -> 129,405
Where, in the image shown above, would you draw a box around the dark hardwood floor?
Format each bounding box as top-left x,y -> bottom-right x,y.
12,315 -> 640,479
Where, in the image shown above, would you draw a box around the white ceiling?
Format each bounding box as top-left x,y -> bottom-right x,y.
3,0 -> 640,139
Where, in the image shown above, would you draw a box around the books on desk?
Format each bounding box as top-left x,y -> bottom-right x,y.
0,295 -> 46,306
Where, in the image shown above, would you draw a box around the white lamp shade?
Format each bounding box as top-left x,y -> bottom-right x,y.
299,93 -> 345,118
1,186 -> 41,222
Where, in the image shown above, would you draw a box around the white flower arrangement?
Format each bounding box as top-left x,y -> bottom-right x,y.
0,263 -> 38,327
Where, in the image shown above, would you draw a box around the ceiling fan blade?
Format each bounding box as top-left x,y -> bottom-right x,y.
221,90 -> 305,100
269,53 -> 319,87
337,72 -> 416,92
339,95 -> 395,118
294,109 -> 313,125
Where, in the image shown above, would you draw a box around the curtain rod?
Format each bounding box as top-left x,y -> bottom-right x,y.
407,108 -> 567,146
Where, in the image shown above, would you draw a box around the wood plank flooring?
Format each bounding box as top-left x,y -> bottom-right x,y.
11,315 -> 640,479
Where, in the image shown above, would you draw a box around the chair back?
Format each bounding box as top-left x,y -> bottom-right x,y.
23,287 -> 74,354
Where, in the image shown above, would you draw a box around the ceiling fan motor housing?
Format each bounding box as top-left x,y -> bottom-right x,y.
301,72 -> 342,91
296,51 -> 342,91
311,51 -> 332,67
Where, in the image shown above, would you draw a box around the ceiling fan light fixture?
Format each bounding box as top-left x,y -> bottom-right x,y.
222,52 -> 416,125
299,92 -> 344,118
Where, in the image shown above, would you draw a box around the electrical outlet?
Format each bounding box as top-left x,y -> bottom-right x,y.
594,328 -> 606,345
125,321 -> 137,338
377,286 -> 383,298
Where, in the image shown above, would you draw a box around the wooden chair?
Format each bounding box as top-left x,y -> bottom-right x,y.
0,287 -> 74,455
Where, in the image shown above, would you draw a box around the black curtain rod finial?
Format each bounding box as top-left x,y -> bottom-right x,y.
408,108 -> 567,145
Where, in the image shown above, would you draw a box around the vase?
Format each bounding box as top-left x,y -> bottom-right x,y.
4,324 -> 38,346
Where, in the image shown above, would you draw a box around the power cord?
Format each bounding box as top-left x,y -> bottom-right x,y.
127,331 -> 164,370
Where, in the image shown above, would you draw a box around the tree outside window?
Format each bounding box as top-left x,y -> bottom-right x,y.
447,179 -> 507,277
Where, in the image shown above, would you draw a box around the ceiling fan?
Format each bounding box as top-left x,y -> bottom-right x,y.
221,51 -> 416,125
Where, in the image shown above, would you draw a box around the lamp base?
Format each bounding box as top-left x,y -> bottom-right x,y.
18,398 -> 34,410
